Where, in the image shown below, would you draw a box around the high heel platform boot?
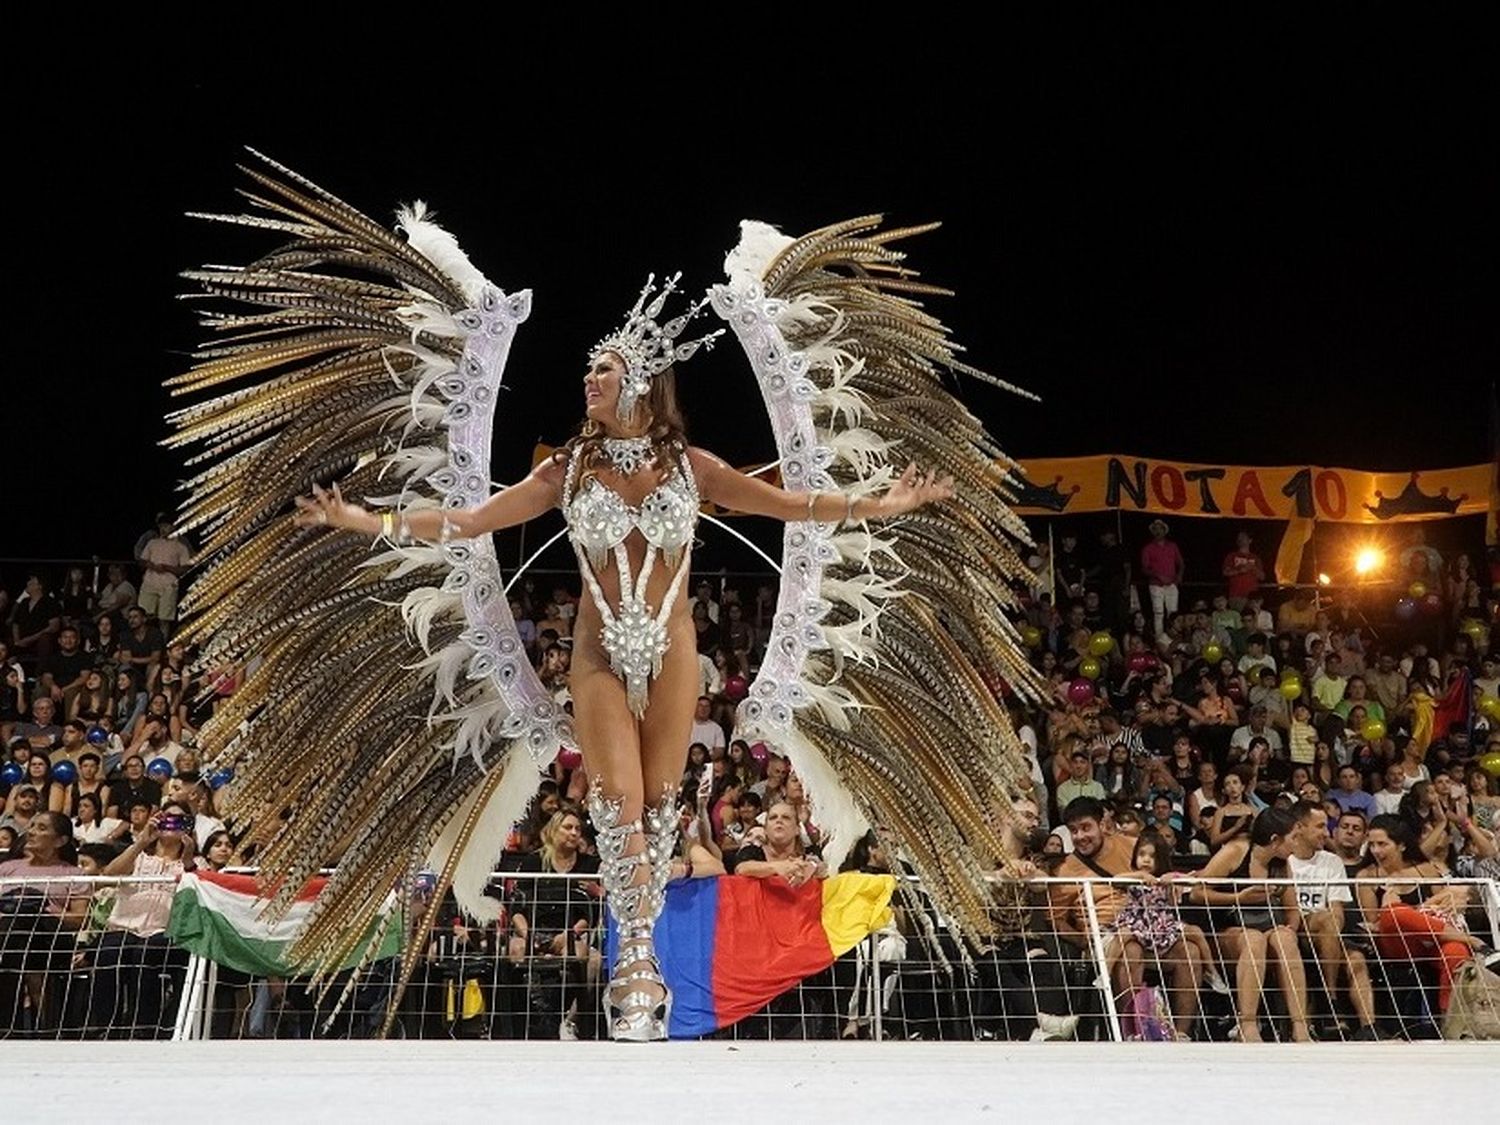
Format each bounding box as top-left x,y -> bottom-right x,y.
589,783 -> 680,1042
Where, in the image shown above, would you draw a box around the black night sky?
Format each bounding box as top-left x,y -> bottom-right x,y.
9,23 -> 1496,586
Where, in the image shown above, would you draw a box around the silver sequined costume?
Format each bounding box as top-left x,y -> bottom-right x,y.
562,443 -> 699,717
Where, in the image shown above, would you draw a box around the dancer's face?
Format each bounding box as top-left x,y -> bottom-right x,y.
583,351 -> 627,425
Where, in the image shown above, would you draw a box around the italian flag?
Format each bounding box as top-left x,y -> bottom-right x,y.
168,870 -> 401,977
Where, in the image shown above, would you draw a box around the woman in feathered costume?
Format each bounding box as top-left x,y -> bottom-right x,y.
172,154 -> 1038,1041
295,309 -> 951,1040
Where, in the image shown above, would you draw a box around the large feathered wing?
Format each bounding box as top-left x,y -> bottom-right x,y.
713,217 -> 1045,940
168,152 -> 570,998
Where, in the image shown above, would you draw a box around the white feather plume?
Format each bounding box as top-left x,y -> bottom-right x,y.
428,750 -> 543,924
397,204 -> 490,305
724,220 -> 796,288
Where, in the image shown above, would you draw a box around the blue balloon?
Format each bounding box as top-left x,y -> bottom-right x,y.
0,763 -> 22,787
51,760 -> 78,785
86,725 -> 108,745
1394,596 -> 1418,622
207,766 -> 235,790
146,757 -> 174,779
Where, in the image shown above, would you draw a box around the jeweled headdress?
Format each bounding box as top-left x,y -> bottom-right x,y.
590,272 -> 724,419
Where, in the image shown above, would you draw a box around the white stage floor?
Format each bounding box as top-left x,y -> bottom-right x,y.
7,1041 -> 1493,1122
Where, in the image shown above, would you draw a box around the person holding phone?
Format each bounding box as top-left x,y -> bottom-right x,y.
86,802 -> 197,1037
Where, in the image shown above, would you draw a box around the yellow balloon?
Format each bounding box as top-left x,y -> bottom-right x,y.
1407,581 -> 1427,599
1080,656 -> 1103,680
1202,642 -> 1223,664
1088,631 -> 1115,657
1361,719 -> 1386,741
1021,625 -> 1042,648
1279,678 -> 1303,700
1479,751 -> 1500,779
1480,695 -> 1500,721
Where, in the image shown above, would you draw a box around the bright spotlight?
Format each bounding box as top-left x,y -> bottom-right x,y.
1317,573 -> 1332,586
1353,548 -> 1382,575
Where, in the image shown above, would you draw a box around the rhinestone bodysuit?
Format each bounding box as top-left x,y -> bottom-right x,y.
563,443 -> 698,717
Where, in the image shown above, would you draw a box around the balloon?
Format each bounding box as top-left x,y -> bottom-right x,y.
1066,678 -> 1096,706
50,760 -> 78,785
1479,695 -> 1500,721
1126,652 -> 1156,674
1393,597 -> 1418,621
748,741 -> 769,766
1088,631 -> 1115,657
1478,751 -> 1500,779
1079,656 -> 1103,680
207,767 -> 235,790
146,757 -> 174,779
723,674 -> 749,703
1361,719 -> 1387,742
1460,618 -> 1486,640
1407,581 -> 1427,599
1021,625 -> 1043,649
1202,642 -> 1223,664
86,725 -> 108,745
1420,592 -> 1444,617
556,747 -> 583,770
1279,677 -> 1303,700
0,763 -> 22,787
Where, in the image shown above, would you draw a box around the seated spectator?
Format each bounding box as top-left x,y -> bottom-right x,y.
1310,653 -> 1348,717
1357,814 -> 1487,1019
1331,810 -> 1369,877
1208,766 -> 1257,851
14,696 -> 63,752
1334,676 -> 1384,724
116,606 -> 165,685
0,812 -> 88,1032
1230,704 -> 1284,758
37,625 -> 91,712
0,785 -> 41,836
94,564 -> 137,628
1190,806 -> 1311,1042
734,801 -> 826,886
1048,797 -> 1202,1038
1283,801 -> 1379,1038
1329,765 -> 1378,821
8,576 -> 63,665
107,756 -> 162,821
73,792 -> 128,846
1277,589 -> 1318,638
1056,748 -> 1107,810
89,802 -> 198,1037
1236,634 -> 1276,679
721,791 -> 762,851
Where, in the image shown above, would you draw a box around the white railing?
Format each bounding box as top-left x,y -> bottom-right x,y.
1,871 -> 1494,1041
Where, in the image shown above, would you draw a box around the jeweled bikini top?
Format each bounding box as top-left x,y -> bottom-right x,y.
561,442 -> 699,717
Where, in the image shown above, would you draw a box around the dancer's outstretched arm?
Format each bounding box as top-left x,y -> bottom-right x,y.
688,447 -> 951,524
295,458 -> 565,539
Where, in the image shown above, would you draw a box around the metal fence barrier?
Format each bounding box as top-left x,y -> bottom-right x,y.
1,872 -> 1495,1042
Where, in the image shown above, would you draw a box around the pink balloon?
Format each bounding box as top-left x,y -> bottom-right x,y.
749,741 -> 770,766
1067,678 -> 1096,705
556,746 -> 583,770
723,674 -> 749,703
1126,652 -> 1156,674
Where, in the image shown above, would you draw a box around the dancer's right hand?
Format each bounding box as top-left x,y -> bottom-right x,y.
294,481 -> 366,531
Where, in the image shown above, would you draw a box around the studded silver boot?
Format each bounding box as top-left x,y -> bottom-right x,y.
589,782 -> 680,1042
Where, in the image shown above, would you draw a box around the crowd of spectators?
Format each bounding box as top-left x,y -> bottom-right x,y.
1,516 -> 1497,1040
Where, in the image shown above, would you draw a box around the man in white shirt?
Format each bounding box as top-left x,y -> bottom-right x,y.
137,514 -> 194,626
1372,763 -> 1407,816
687,695 -> 726,755
689,579 -> 720,625
1286,801 -> 1378,1038
1230,705 -> 1285,755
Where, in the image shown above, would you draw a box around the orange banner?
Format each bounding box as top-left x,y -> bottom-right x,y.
1009,457 -> 1494,524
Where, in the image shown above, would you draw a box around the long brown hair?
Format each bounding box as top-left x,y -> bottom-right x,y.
556,359 -> 690,492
